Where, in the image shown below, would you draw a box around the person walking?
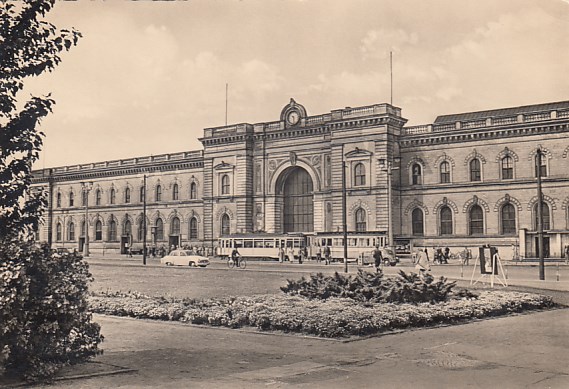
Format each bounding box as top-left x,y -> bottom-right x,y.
415,249 -> 431,277
323,244 -> 331,265
316,245 -> 322,263
278,246 -> 285,263
564,245 -> 569,265
372,246 -> 383,273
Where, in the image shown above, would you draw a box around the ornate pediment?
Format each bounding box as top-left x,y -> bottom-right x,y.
345,147 -> 372,159
213,161 -> 234,170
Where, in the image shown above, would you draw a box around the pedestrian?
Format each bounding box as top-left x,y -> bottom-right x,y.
128,246 -> 133,258
373,246 -> 383,272
415,249 -> 431,277
316,244 -> 322,263
492,248 -> 501,273
278,246 -> 284,263
565,245 -> 569,265
463,246 -> 470,266
324,244 -> 331,265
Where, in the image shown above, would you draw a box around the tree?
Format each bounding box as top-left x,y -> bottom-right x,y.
0,0 -> 103,381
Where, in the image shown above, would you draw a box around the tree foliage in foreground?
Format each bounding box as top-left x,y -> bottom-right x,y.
0,0 -> 103,381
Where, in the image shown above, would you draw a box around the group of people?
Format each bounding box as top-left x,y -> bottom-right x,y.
277,246 -> 313,264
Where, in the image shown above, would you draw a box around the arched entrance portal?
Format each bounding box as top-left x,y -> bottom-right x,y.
278,167 -> 314,232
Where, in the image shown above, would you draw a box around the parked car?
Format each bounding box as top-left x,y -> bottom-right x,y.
381,247 -> 399,266
51,247 -> 71,258
160,250 -> 210,267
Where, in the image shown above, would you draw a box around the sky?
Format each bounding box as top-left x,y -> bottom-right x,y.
24,0 -> 569,169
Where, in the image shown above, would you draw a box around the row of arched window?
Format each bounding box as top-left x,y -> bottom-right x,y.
410,154 -> 548,185
410,202 -> 552,236
55,182 -> 200,208
55,216 -> 201,242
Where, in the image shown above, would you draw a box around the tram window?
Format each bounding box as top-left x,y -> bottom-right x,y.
234,239 -> 243,248
244,240 -> 253,248
293,240 -> 300,248
264,240 -> 275,248
254,240 -> 263,248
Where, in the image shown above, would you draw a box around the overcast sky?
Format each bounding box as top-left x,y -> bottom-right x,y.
25,0 -> 569,169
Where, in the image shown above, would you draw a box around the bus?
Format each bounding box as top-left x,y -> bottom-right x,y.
217,233 -> 307,261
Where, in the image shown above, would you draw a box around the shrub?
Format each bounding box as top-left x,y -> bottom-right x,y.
0,242 -> 103,381
280,269 -> 459,304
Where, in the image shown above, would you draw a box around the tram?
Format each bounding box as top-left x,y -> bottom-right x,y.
217,231 -> 395,264
217,233 -> 307,261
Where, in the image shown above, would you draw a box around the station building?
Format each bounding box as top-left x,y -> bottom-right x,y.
32,99 -> 569,259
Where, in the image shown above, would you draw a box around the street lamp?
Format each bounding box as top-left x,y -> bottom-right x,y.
80,181 -> 93,257
536,148 -> 545,280
342,160 -> 348,273
143,174 -> 147,265
378,157 -> 400,248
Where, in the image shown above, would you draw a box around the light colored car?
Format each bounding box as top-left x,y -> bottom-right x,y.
160,250 -> 210,267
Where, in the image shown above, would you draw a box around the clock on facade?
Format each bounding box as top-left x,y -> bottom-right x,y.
287,110 -> 300,125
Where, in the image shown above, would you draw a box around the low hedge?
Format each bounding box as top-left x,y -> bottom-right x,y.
89,288 -> 554,338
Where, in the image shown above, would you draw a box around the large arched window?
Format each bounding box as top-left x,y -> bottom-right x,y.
125,187 -> 131,204
221,175 -> 230,195
124,220 -> 132,236
56,222 -> 62,241
283,167 -> 314,232
469,205 -> 484,235
68,222 -> 75,241
355,208 -> 366,232
411,164 -> 422,185
469,159 -> 481,182
69,192 -> 74,207
501,156 -> 513,180
56,192 -> 62,208
172,184 -> 179,200
354,163 -> 366,186
221,214 -> 230,235
501,203 -> 516,235
534,202 -> 550,230
440,206 -> 453,235
95,221 -> 102,241
110,188 -> 116,204
190,182 -> 197,199
155,218 -> 164,240
155,185 -> 162,202
189,217 -> 198,239
95,189 -> 102,206
440,161 -> 450,183
108,220 -> 117,241
170,217 -> 180,235
412,208 -> 424,236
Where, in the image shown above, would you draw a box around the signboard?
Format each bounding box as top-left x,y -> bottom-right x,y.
478,246 -> 499,275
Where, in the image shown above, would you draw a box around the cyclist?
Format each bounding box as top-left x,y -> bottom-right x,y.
231,248 -> 241,267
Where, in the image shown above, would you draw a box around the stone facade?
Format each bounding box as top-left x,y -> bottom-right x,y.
32,99 -> 569,259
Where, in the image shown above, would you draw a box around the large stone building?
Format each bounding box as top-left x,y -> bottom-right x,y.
32,99 -> 569,259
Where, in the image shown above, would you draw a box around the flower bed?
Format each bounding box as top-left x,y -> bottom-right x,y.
89,290 -> 554,338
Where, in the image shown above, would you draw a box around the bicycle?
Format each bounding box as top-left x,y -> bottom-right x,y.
227,256 -> 247,269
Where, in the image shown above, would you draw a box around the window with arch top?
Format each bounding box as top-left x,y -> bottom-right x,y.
439,206 -> 453,235
412,208 -> 424,236
155,218 -> 164,240
355,208 -> 366,232
69,191 -> 74,207
440,161 -> 450,183
190,182 -> 197,199
221,213 -> 230,235
221,174 -> 230,195
56,192 -> 61,208
155,185 -> 162,202
172,183 -> 179,200
411,163 -> 422,185
354,163 -> 366,186
68,222 -> 75,241
56,222 -> 62,241
110,188 -> 116,204
108,219 -> 117,241
124,219 -> 132,236
171,217 -> 180,235
534,155 -> 547,177
95,220 -> 102,241
469,159 -> 481,182
125,187 -> 131,203
469,205 -> 484,235
501,156 -> 513,180
95,189 -> 102,206
501,203 -> 516,235
533,201 -> 550,230
190,217 -> 198,239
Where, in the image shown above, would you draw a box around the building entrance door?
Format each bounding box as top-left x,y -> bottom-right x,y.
120,236 -> 129,254
78,237 -> 85,253
169,235 -> 180,250
535,237 -> 550,258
